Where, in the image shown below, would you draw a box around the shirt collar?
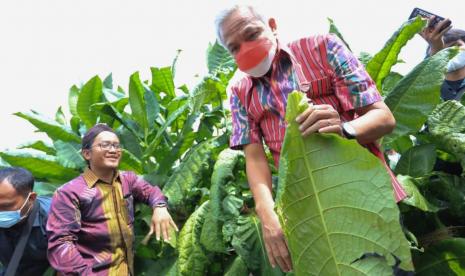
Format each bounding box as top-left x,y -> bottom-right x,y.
265,39 -> 311,92
83,167 -> 120,188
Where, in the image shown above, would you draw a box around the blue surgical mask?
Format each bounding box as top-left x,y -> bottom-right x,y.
0,193 -> 32,228
447,48 -> 465,73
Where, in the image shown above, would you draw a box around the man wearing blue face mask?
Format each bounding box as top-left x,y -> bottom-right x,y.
421,20 -> 465,101
0,167 -> 51,276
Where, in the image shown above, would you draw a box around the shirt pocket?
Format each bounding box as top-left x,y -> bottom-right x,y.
305,76 -> 332,99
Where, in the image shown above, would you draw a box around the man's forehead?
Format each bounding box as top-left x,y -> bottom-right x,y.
0,180 -> 20,199
222,10 -> 264,43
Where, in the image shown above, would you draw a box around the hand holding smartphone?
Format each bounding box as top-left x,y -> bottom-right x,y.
409,7 -> 451,32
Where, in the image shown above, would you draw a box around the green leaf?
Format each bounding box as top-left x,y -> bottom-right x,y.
207,40 -> 236,74
276,91 -> 413,274
0,150 -> 80,182
224,256 -> 249,276
397,175 -> 439,212
381,71 -> 404,96
162,139 -> 217,210
119,149 -> 143,174
103,73 -> 113,89
68,85 -> 80,117
129,72 -> 148,131
54,140 -> 86,170
177,201 -> 209,276
14,111 -> 81,143
144,102 -> 189,159
34,182 -> 60,196
150,67 -> 175,99
366,17 -> 426,90
327,18 -> 352,52
358,52 -> 373,67
383,48 -> 459,147
427,101 -> 465,165
222,195 -> 243,217
200,149 -> 244,253
18,140 -> 56,155
191,76 -> 227,113
144,86 -> 160,130
232,214 -> 284,275
424,173 -> 465,220
395,144 -> 437,177
413,238 -> 465,275
55,106 -> 66,125
77,76 -> 103,128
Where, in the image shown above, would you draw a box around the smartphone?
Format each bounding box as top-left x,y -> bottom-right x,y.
408,8 -> 450,29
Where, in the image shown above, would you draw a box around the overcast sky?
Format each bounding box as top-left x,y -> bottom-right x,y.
1,0 -> 463,151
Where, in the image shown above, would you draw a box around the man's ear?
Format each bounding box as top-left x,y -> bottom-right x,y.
82,149 -> 91,162
268,18 -> 277,33
29,192 -> 37,201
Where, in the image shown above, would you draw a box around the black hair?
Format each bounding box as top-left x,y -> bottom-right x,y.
81,123 -> 116,150
444,29 -> 465,45
0,167 -> 34,196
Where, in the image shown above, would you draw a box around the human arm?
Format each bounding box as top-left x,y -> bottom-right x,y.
46,189 -> 94,275
127,172 -> 177,241
244,143 -> 292,272
296,34 -> 395,143
420,16 -> 452,56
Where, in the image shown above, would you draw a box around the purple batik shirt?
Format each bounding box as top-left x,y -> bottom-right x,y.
46,169 -> 167,276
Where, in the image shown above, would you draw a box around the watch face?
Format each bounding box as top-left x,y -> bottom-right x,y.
343,122 -> 356,139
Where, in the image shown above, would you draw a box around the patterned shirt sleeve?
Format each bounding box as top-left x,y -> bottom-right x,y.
126,172 -> 167,208
229,85 -> 262,149
325,34 -> 382,111
46,187 -> 93,275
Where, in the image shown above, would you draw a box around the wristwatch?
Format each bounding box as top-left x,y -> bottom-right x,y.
341,122 -> 357,139
153,202 -> 167,208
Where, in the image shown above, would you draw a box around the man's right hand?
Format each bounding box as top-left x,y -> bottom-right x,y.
420,16 -> 452,56
260,209 -> 293,272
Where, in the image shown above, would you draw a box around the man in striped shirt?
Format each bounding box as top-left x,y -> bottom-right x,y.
46,124 -> 178,275
215,5 -> 407,273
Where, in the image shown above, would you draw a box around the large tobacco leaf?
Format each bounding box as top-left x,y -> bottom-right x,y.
383,48 -> 459,147
427,100 -> 465,169
14,111 -> 81,143
276,91 -> 413,275
177,201 -> 209,276
231,214 -> 284,275
394,144 -> 436,177
162,138 -> 218,210
200,148 -> 244,252
76,75 -> 103,129
0,149 -> 80,182
366,16 -> 425,90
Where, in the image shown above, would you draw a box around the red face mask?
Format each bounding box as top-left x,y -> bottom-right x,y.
234,37 -> 276,77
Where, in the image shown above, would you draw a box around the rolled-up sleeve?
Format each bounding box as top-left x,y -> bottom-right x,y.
46,188 -> 93,275
229,85 -> 262,149
126,172 -> 167,208
325,34 -> 382,111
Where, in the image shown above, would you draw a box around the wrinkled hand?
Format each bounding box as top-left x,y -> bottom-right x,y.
420,16 -> 452,55
143,207 -> 178,243
261,211 -> 293,272
295,104 -> 342,137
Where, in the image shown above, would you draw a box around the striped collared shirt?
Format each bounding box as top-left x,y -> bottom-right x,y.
47,168 -> 167,276
229,34 -> 406,202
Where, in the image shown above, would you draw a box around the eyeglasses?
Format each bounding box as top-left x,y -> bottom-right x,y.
92,142 -> 122,151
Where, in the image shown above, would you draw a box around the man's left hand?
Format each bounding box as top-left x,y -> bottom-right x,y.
148,207 -> 178,242
295,104 -> 342,137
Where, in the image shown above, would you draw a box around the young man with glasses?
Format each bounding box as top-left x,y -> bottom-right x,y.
46,124 -> 177,276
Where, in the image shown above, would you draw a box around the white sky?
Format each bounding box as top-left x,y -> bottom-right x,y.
1,0 -> 463,151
